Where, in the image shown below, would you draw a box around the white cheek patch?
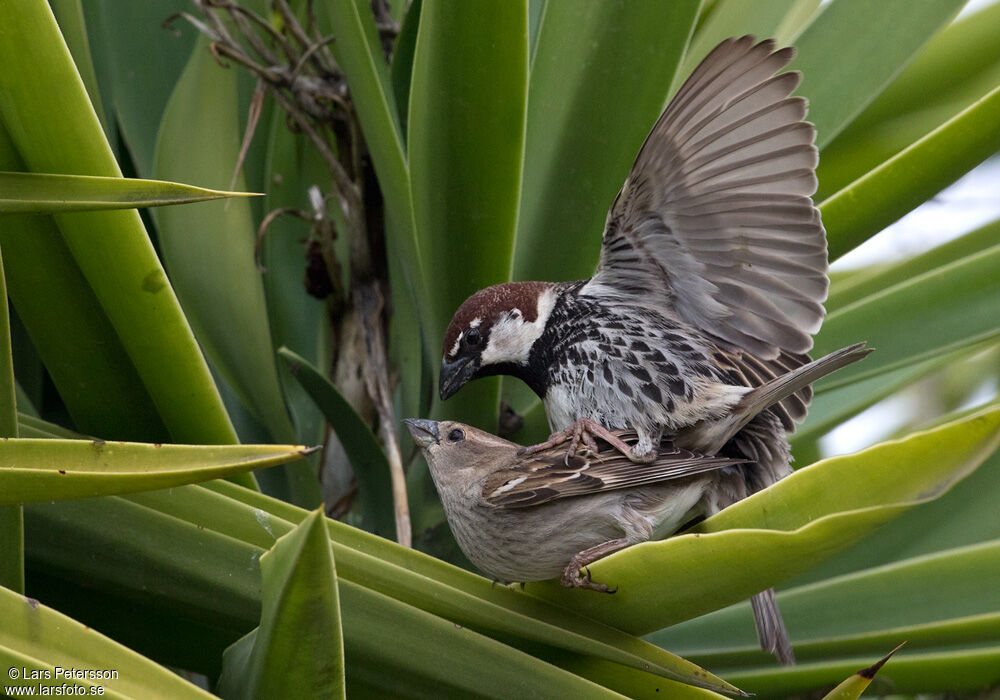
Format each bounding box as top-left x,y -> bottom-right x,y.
480,289 -> 557,366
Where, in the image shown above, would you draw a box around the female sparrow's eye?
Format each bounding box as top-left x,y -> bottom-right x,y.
447,428 -> 465,443
464,328 -> 482,347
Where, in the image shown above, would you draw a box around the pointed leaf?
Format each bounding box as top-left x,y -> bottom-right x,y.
789,0 -> 964,148
154,37 -> 297,453
219,510 -> 345,699
0,171 -> 258,213
813,244 -> 1000,391
657,540 -> 1000,666
93,0 -> 196,177
0,0 -> 239,445
408,0 -> 528,429
0,128 -> 169,440
0,440 -> 314,504
512,0 -> 700,285
822,82 -> 1000,261
278,347 -> 396,540
523,406 -> 1000,634
811,646 -> 903,699
0,586 -> 214,699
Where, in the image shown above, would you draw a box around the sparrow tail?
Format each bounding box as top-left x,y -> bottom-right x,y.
751,588 -> 795,666
680,342 -> 872,453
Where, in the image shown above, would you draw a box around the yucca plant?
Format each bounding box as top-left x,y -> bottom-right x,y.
0,0 -> 998,697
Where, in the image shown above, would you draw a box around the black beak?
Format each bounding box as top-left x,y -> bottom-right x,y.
439,356 -> 478,401
403,418 -> 439,448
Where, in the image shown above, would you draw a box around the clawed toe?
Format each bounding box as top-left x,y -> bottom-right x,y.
562,565 -> 616,594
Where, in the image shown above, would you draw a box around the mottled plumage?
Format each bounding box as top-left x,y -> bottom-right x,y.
437,36 -> 871,665
405,419 -> 743,586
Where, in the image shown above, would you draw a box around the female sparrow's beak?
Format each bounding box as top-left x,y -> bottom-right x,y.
439,356 -> 478,400
403,418 -> 440,447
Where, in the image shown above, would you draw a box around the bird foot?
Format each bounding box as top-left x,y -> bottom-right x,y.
561,564 -> 617,594
559,537 -> 629,594
519,418 -> 643,464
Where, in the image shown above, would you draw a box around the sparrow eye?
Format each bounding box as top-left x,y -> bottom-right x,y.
447,428 -> 465,443
464,328 -> 482,347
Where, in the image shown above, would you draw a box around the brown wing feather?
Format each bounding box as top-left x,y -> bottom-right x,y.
483,437 -> 743,509
585,35 -> 828,362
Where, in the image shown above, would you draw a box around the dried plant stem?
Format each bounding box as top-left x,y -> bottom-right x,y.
357,283 -> 411,547
189,0 -> 410,542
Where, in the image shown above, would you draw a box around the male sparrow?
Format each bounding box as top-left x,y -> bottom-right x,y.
436,36 -> 866,665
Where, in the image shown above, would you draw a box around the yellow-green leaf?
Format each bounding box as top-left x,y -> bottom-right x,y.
0,440 -> 315,504
0,171 -> 257,213
524,406 -> 1000,634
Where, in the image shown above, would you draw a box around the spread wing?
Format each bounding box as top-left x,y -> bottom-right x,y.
483,438 -> 743,509
585,35 -> 828,362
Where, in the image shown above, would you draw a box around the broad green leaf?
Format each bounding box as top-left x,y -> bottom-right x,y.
48,0 -> 109,138
788,0 -> 964,149
86,476 -> 741,695
813,245 -> 1000,391
94,0 -> 196,177
0,439 -> 314,504
387,0 -> 430,435
793,338 -> 997,447
279,347 -> 396,540
547,658 -> 729,700
0,243 -> 22,593
786,426 -> 1000,590
408,0 -> 528,430
821,82 -> 1000,261
0,0 -> 239,445
318,0 -> 406,217
842,0 -> 1000,140
0,586 -> 214,699
153,36 -> 313,502
0,171 -> 257,213
17,413 -> 82,439
826,217 -> 1000,313
657,539 -> 1000,666
219,510 -> 345,700
336,579 -> 627,699
28,484 -> 739,695
24,495 -> 263,675
685,612 -> 998,674
678,0 -> 807,81
0,128 -> 168,440
523,406 -> 1000,634
389,0 -> 421,138
259,106 -> 330,495
513,0 -> 700,285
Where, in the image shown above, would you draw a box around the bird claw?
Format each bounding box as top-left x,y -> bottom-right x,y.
562,564 -> 617,593
522,418 -> 636,464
